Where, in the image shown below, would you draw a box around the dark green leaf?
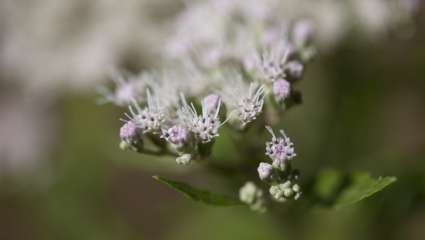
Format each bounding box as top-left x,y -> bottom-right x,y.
310,169 -> 397,209
333,173 -> 397,209
153,176 -> 243,206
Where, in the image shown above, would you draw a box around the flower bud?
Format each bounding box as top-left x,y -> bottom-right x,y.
292,184 -> 301,192
239,182 -> 267,213
257,162 -> 273,181
285,61 -> 304,80
239,182 -> 258,205
163,125 -> 189,147
269,180 -> 302,202
176,154 -> 192,165
272,79 -> 291,102
120,121 -> 137,141
283,188 -> 294,198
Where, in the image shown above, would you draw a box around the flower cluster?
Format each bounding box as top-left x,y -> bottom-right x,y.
256,126 -> 302,203
101,16 -> 314,166
97,0 -> 420,213
101,0 -> 316,211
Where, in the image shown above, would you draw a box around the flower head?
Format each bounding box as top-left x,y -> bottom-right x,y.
265,126 -> 296,167
254,43 -> 291,82
219,70 -> 265,127
125,90 -> 165,134
178,94 -> 221,143
237,84 -> 265,126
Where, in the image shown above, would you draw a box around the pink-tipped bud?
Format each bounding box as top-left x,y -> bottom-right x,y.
120,121 -> 137,140
203,94 -> 221,114
273,79 -> 291,102
258,162 -> 273,181
164,125 -> 188,146
293,20 -> 315,47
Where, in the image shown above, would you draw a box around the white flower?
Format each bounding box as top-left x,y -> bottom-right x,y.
254,42 -> 292,82
178,94 -> 222,143
142,71 -> 181,111
99,71 -> 144,106
219,70 -> 265,127
265,126 -> 296,167
125,90 -> 165,134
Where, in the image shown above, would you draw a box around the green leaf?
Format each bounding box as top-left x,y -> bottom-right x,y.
310,169 -> 397,209
333,173 -> 397,209
314,169 -> 345,201
153,176 -> 243,206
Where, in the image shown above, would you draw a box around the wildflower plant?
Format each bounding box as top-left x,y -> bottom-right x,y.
99,0 -> 399,213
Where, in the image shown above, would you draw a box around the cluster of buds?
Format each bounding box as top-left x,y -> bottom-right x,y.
269,178 -> 302,202
239,182 -> 267,213
256,126 -> 302,203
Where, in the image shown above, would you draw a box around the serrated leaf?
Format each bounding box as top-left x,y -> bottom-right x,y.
333,173 -> 397,209
153,176 -> 243,206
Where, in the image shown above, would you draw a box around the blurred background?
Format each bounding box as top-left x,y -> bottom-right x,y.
0,0 -> 424,239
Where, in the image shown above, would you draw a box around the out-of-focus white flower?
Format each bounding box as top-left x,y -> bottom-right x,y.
98,71 -> 145,106
0,0 -> 169,93
254,43 -> 291,83
218,70 -> 265,127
